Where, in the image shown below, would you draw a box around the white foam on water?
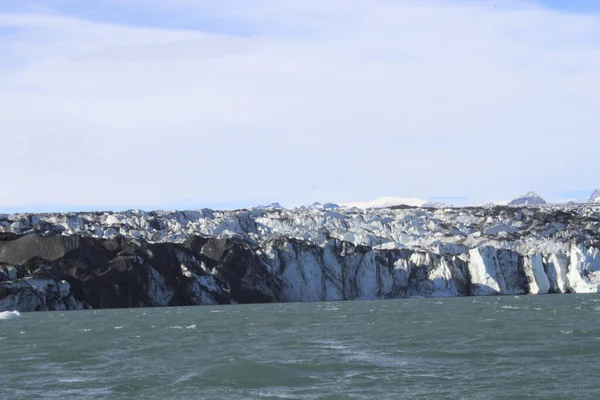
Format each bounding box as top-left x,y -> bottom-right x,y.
58,377 -> 90,383
114,326 -> 124,330
0,310 -> 21,320
172,371 -> 200,385
312,338 -> 408,368
254,389 -> 298,399
343,347 -> 408,368
314,339 -> 347,350
186,324 -> 196,329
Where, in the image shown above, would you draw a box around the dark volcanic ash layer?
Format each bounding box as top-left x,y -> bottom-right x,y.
1,204 -> 599,311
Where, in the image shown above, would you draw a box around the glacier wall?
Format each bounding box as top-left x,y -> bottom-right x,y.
1,204 -> 599,311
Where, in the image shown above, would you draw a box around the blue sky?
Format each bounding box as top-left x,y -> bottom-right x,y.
2,1 -> 599,32
1,0 -> 599,212
539,0 -> 600,13
0,2 -> 261,35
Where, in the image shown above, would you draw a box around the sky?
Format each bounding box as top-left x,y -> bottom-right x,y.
1,0 -> 599,212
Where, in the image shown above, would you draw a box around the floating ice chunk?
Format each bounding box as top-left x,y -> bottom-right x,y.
0,310 -> 21,320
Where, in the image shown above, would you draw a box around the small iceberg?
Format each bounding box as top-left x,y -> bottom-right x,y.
0,311 -> 22,320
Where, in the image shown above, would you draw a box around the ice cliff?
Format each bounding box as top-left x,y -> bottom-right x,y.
1,203 -> 600,311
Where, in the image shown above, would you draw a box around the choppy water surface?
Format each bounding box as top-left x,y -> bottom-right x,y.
2,295 -> 600,399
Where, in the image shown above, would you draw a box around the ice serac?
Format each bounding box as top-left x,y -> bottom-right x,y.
467,247 -> 504,295
522,254 -> 550,294
566,245 -> 600,293
543,253 -> 569,293
1,202 -> 600,311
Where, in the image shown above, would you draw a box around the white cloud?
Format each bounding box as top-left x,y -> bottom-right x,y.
1,0 -> 599,210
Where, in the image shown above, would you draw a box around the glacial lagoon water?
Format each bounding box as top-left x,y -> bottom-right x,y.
2,295 -> 600,399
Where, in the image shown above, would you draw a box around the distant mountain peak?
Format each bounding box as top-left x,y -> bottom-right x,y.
589,189 -> 600,204
508,191 -> 547,206
340,197 -> 426,209
256,202 -> 283,210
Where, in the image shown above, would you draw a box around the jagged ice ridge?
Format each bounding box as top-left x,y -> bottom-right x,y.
1,203 -> 600,311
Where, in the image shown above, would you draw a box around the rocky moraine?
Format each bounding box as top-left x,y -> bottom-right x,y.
1,203 -> 600,312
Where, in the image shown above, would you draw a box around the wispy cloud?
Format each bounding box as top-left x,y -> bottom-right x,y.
1,0 -> 599,211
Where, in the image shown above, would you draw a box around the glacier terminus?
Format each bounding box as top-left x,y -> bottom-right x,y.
1,198 -> 600,311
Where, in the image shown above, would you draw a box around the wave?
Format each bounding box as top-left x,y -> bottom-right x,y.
0,310 -> 22,320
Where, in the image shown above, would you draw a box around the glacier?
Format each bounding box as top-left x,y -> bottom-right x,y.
1,203 -> 600,311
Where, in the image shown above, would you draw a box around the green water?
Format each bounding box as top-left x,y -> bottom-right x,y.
1,295 -> 600,399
